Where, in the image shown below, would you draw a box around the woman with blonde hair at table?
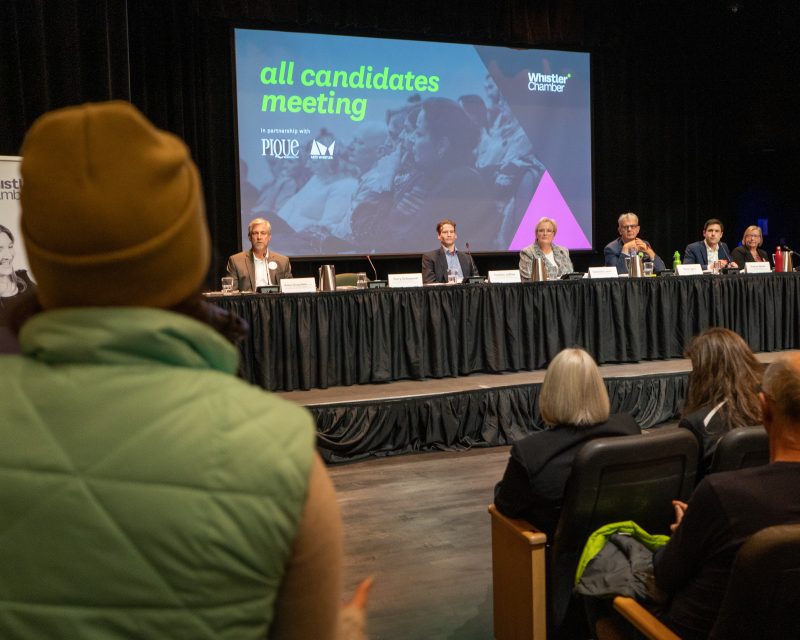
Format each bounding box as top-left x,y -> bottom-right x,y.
518,216 -> 574,280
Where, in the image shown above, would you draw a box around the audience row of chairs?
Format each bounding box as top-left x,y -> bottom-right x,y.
489,425 -> 779,640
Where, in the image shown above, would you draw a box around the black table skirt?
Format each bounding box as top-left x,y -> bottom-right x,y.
210,272 -> 800,392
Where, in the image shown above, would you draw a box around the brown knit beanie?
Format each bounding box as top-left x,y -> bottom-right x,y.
20,101 -> 210,309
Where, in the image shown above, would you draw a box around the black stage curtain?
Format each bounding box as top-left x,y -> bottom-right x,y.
214,273 -> 800,392
4,2 -> 799,284
314,372 -> 689,463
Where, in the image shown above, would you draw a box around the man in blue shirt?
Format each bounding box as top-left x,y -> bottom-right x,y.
421,218 -> 479,283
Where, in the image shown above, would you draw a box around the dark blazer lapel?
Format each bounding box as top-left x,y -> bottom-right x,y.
436,248 -> 448,281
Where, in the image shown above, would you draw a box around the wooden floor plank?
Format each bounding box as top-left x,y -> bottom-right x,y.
330,447 -> 510,640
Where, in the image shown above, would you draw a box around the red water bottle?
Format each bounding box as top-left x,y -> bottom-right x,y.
775,246 -> 784,272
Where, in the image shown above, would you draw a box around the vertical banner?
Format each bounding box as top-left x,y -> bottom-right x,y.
1,155 -> 35,301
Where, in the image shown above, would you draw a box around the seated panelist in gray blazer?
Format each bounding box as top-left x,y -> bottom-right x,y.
226,218 -> 292,291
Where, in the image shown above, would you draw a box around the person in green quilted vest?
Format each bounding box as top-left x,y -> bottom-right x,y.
0,101 -> 366,639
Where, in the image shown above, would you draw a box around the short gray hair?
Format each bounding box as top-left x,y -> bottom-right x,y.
617,212 -> 639,226
540,348 -> 610,427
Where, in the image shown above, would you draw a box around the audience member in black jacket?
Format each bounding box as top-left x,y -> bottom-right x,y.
494,348 -> 640,537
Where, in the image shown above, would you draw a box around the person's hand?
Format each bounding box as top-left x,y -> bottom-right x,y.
495,174 -> 513,187
633,238 -> 655,259
345,576 -> 374,611
339,577 -> 374,640
670,500 -> 688,534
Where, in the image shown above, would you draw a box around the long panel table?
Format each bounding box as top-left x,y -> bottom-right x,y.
209,272 -> 800,392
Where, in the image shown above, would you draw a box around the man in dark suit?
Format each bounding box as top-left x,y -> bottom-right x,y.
421,218 -> 479,283
683,218 -> 738,269
226,218 -> 292,291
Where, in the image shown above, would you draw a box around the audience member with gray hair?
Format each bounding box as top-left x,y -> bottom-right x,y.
493,347 -> 640,537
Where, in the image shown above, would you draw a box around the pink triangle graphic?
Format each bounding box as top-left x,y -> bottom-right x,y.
507,170 -> 591,251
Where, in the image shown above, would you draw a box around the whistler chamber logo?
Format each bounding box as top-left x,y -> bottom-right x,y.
528,72 -> 572,93
261,137 -> 300,159
310,139 -> 335,160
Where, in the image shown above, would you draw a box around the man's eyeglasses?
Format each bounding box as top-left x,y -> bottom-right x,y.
620,224 -> 639,230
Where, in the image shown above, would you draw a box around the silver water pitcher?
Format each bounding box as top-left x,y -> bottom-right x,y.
532,257 -> 548,281
318,264 -> 336,291
628,254 -> 644,278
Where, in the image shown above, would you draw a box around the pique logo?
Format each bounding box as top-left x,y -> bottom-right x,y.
261,138 -> 300,159
310,139 -> 335,160
527,72 -> 571,93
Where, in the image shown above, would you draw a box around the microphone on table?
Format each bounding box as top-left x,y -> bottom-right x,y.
465,242 -> 479,276
366,254 -> 379,282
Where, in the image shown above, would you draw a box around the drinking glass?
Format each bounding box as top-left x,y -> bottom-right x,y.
447,269 -> 459,284
221,276 -> 234,294
643,262 -> 654,277
356,272 -> 368,289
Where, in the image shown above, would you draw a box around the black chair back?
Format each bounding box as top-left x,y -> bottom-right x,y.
709,425 -> 769,474
549,428 -> 699,634
710,524 -> 800,640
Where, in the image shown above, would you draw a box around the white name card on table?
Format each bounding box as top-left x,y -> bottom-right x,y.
280,277 -> 317,293
744,262 -> 771,274
488,270 -> 522,283
588,267 -> 619,279
388,273 -> 424,288
676,264 -> 703,276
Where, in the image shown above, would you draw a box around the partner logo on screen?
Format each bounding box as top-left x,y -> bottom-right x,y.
310,139 -> 335,160
261,138 -> 300,159
528,72 -> 571,93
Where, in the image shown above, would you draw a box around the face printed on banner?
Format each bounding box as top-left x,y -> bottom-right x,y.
618,217 -> 640,243
703,223 -> 723,249
412,111 -> 444,170
0,232 -> 15,277
249,223 -> 271,256
438,223 -> 457,250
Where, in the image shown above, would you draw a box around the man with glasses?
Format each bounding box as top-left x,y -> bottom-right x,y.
227,217 -> 292,291
604,212 -> 666,274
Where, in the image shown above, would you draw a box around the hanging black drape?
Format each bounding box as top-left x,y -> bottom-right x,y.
2,1 -> 799,282
211,273 -> 800,392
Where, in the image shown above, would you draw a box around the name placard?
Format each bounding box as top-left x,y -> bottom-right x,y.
280,277 -> 317,293
388,273 -> 424,288
744,262 -> 771,274
488,270 -> 522,283
676,264 -> 703,276
588,267 -> 619,279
